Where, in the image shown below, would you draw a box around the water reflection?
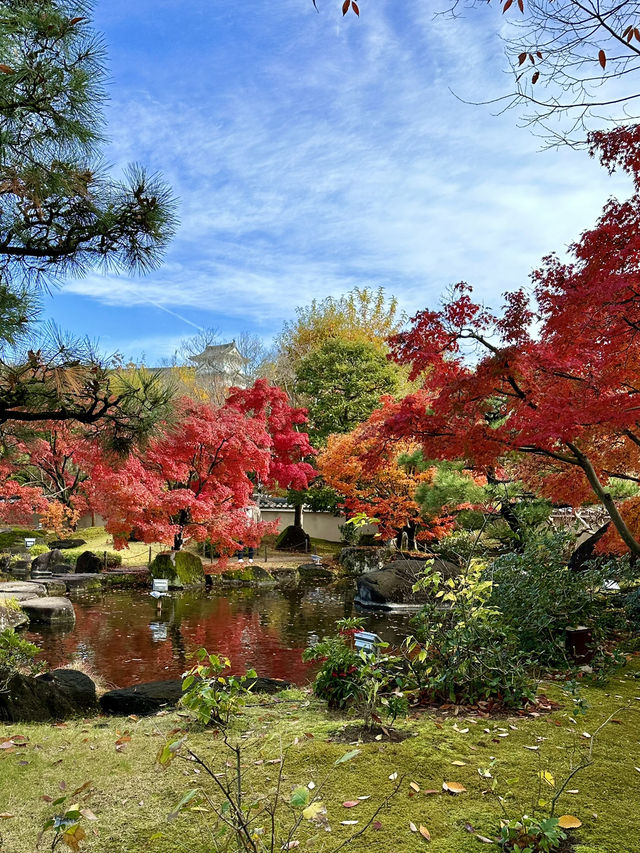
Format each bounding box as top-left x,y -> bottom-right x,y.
25,583 -> 413,687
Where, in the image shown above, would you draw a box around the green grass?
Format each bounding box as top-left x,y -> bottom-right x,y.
1,664 -> 639,852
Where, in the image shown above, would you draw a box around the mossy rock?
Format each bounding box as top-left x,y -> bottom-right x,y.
150,550 -> 204,588
275,525 -> 310,552
297,562 -> 333,581
221,564 -> 275,585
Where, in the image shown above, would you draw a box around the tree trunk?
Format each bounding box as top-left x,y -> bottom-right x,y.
294,503 -> 303,528
567,443 -> 640,556
568,522 -> 611,571
173,530 -> 183,551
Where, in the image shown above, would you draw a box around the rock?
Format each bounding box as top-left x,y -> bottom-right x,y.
275,524 -> 310,552
0,670 -> 96,722
20,596 -> 75,624
48,538 -> 86,550
0,602 -> 28,630
75,551 -> 103,574
31,548 -> 67,573
9,560 -> 30,578
221,564 -> 276,585
100,680 -> 184,715
150,551 -> 205,588
39,579 -> 68,596
247,675 -> 292,694
37,669 -> 97,713
339,546 -> 391,576
0,581 -> 47,598
297,562 -> 333,581
100,675 -> 292,716
355,557 -> 460,609
50,574 -> 103,594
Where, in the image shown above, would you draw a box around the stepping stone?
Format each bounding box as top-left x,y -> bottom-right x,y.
20,596 -> 75,624
0,581 -> 47,598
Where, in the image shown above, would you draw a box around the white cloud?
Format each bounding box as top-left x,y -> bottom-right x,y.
61,0 -> 632,359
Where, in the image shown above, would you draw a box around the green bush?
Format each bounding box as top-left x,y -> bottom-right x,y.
489,531 -> 615,667
624,587 -> 640,627
29,543 -> 50,557
0,628 -> 41,692
105,552 -> 122,568
180,649 -> 255,726
303,619 -> 408,726
407,561 -> 535,707
0,528 -> 45,549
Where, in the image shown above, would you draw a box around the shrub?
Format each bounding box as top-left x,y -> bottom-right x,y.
303,620 -> 408,726
624,587 -> 640,627
0,628 -> 40,692
489,531 -> 615,668
105,552 -> 122,568
29,543 -> 49,557
0,528 -> 45,549
406,560 -> 535,707
180,649 -> 255,726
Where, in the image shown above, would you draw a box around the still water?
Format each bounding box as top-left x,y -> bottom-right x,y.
25,583 -> 414,688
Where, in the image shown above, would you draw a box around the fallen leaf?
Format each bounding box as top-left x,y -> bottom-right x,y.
524,746 -> 539,751
409,782 -> 420,793
442,781 -> 466,794
476,835 -> 495,843
0,813 -> 15,819
281,843 -> 299,850
409,821 -> 418,832
342,801 -> 359,808
452,760 -> 467,766
80,809 -> 97,821
373,820 -> 382,830
558,815 -> 582,829
388,772 -> 398,781
423,789 -> 439,795
340,820 -> 358,825
419,824 -> 431,841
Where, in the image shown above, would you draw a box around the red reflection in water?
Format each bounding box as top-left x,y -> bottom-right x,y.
25,588 -> 346,687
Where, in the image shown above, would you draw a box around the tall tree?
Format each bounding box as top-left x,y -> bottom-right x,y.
384,124 -> 640,557
295,337 -> 400,446
0,1 -> 176,436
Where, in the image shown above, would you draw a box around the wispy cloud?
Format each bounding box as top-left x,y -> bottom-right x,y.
56,0 -> 630,360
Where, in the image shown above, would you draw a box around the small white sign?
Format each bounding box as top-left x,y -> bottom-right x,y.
24,538 -> 36,549
152,578 -> 169,593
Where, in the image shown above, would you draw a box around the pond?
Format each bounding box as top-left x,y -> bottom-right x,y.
25,582 -> 415,688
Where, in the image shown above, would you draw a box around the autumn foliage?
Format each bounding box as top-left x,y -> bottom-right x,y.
386,125 -> 640,555
90,381 -> 315,553
318,398 -> 464,543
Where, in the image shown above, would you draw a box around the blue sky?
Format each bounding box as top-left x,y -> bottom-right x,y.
41,0 -> 630,363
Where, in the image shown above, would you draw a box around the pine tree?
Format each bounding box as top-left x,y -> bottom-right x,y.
0,1 -> 176,441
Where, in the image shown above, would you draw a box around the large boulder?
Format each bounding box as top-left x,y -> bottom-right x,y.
37,669 -> 97,713
48,538 -> 86,550
31,548 -> 71,574
100,675 -> 292,716
0,669 -> 96,722
221,564 -> 275,585
150,551 -> 205,588
275,525 -> 310,552
75,550 -> 103,574
20,596 -> 75,625
355,557 -> 460,609
339,546 -> 391,576
100,680 -> 184,715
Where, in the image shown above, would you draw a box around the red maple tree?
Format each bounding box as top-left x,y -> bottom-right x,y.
385,125 -> 640,556
90,381 -> 315,553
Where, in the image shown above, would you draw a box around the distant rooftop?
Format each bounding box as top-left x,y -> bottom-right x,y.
189,341 -> 248,365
